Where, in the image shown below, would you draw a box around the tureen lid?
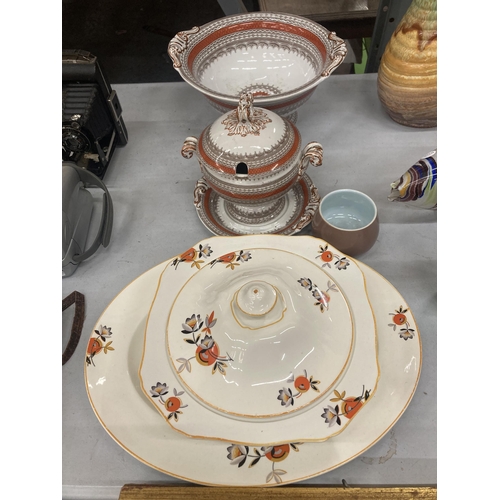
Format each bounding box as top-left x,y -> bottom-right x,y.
199,93 -> 300,175
140,235 -> 380,444
166,247 -> 354,420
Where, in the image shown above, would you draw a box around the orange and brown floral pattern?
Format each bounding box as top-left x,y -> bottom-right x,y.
389,306 -> 415,340
321,386 -> 371,427
315,244 -> 350,270
297,277 -> 338,312
209,250 -> 252,270
176,311 -> 234,375
171,243 -> 213,270
227,442 -> 302,484
277,370 -> 320,407
86,325 -> 114,367
149,382 -> 187,422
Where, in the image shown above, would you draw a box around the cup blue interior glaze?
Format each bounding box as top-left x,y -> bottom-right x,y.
320,189 -> 377,230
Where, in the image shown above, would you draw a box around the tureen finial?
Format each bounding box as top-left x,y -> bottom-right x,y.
221,92 -> 272,137
237,93 -> 255,124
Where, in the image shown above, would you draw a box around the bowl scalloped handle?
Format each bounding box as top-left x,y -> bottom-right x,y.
181,137 -> 198,159
168,27 -> 200,68
322,32 -> 348,77
297,141 -> 323,180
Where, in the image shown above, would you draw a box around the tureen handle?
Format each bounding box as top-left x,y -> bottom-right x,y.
297,142 -> 323,180
181,137 -> 198,159
322,32 -> 348,77
193,178 -> 209,209
290,184 -> 321,233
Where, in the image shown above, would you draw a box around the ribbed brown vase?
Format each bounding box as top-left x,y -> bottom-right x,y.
377,0 -> 437,128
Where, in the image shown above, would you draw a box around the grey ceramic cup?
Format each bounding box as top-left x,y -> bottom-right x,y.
312,189 -> 379,256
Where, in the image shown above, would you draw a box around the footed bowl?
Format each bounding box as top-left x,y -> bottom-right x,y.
168,12 -> 348,121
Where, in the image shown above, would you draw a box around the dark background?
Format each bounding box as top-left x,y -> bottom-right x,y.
62,0 -> 259,83
62,0 -> 372,84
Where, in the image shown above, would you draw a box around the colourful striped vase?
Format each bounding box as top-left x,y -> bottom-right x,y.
377,0 -> 437,128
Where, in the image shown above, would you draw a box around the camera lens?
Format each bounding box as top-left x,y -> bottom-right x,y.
62,126 -> 91,161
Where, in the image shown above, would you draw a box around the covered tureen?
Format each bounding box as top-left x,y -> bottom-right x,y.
181,93 -> 323,235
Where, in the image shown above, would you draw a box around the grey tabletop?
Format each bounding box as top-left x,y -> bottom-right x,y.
62,73 -> 437,499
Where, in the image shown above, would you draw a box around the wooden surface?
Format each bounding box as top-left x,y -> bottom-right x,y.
119,485 -> 437,500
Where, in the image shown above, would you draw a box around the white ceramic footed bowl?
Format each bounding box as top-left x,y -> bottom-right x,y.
168,12 -> 348,119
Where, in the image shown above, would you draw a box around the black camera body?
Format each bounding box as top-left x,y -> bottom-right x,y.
62,50 -> 128,179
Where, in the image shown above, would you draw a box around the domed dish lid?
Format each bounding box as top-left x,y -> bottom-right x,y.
139,235 -> 380,445
166,248 -> 354,419
199,93 -> 299,176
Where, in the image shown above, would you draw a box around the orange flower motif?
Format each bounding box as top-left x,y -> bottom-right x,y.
177,311 -> 233,375
278,370 -> 320,407
265,444 -> 290,462
226,442 -> 301,483
389,306 -> 415,340
323,387 -> 371,426
171,244 -> 213,269
209,250 -> 252,269
87,337 -> 102,356
86,325 -> 114,367
180,247 -> 196,261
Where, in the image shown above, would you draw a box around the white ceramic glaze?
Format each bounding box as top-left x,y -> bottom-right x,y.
168,12 -> 348,120
194,174 -> 321,236
139,236 -> 379,445
165,248 -> 354,420
312,190 -> 380,257
319,190 -> 377,230
85,245 -> 421,486
183,93 -> 323,235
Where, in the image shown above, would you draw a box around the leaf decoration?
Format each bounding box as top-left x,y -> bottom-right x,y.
331,390 -> 346,402
103,342 -> 114,354
266,469 -> 286,484
176,358 -> 192,373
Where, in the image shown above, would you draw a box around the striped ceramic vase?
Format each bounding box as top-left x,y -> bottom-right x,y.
377,0 -> 437,128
